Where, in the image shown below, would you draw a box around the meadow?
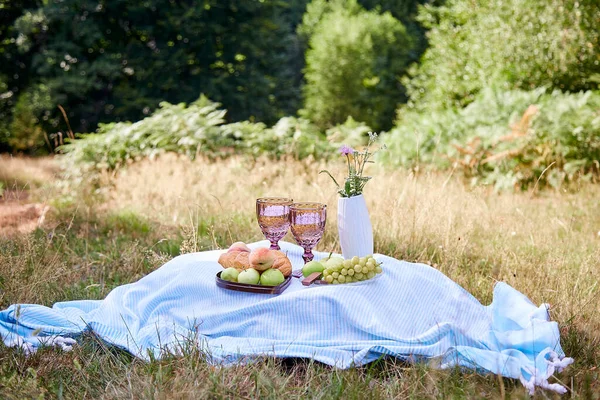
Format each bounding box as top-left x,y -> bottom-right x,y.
0,154 -> 598,399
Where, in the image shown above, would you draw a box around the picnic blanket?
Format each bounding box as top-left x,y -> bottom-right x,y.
0,240 -> 572,394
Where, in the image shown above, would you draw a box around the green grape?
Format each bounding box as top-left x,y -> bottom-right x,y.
343,260 -> 352,269
332,272 -> 339,279
353,264 -> 362,272
366,260 -> 376,270
359,257 -> 367,266
323,270 -> 330,277
365,254 -> 373,260
367,271 -> 375,279
341,268 -> 348,276
338,275 -> 346,283
347,269 -> 355,276
350,256 -> 359,264
332,279 -> 339,284
355,272 -> 364,280
325,275 -> 333,283
361,266 -> 369,274
375,266 -> 382,274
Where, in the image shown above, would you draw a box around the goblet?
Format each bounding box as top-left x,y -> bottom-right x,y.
256,197 -> 293,250
289,202 -> 327,264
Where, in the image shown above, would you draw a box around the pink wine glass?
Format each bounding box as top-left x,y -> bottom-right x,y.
289,202 -> 327,264
256,197 -> 293,250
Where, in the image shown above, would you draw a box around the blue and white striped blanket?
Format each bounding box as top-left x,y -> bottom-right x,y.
0,241 -> 572,394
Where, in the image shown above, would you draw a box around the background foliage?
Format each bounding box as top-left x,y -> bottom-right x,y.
300,0 -> 413,131
384,87 -> 600,190
60,95 -> 378,180
8,0 -> 310,141
404,0 -> 600,110
1,0 -> 599,190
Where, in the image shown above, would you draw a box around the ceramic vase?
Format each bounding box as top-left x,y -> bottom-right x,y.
337,194 -> 373,258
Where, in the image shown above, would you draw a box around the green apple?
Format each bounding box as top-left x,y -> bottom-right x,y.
302,260 -> 325,277
220,267 -> 239,282
238,268 -> 260,285
259,268 -> 285,286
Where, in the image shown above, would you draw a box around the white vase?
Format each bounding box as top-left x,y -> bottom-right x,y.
337,194 -> 374,259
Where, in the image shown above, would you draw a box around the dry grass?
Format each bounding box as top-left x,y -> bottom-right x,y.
1,154 -> 599,398
0,154 -> 58,193
0,155 -> 58,236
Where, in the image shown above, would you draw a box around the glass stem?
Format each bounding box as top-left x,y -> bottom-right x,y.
270,241 -> 281,251
302,249 -> 314,264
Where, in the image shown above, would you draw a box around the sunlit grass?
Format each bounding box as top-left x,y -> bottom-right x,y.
0,154 -> 57,194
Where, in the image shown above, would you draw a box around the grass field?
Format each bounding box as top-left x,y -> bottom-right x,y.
0,155 -> 598,399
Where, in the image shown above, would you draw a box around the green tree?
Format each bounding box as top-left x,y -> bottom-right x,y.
0,0 -> 40,152
14,0 -> 309,137
301,0 -> 414,130
8,84 -> 52,152
358,0 -> 435,64
405,0 -> 600,110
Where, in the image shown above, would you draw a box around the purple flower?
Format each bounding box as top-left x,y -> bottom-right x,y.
339,144 -> 354,156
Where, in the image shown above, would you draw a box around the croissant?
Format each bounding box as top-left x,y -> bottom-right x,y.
270,250 -> 287,259
233,251 -> 251,271
271,253 -> 292,277
218,251 -> 240,269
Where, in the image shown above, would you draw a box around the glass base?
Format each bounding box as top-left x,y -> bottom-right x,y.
302,250 -> 314,264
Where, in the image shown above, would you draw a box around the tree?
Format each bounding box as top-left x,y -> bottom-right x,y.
358,0 -> 435,64
0,0 -> 40,151
13,0 -> 309,138
301,0 -> 414,130
404,0 -> 600,110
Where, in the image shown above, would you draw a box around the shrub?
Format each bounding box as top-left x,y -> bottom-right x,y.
60,96 -> 227,174
60,96 -> 337,178
0,77 -> 11,152
301,0 -> 413,131
405,0 -> 600,110
8,84 -> 53,153
325,117 -> 372,148
382,87 -> 600,190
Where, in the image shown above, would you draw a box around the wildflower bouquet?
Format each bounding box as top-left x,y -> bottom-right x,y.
320,132 -> 385,198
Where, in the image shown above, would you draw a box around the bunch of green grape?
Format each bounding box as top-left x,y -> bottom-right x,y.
322,255 -> 383,284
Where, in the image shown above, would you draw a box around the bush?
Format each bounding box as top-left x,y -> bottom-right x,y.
405,0 -> 600,110
0,77 -> 11,152
8,84 -> 53,153
382,87 -> 600,190
61,96 -> 227,174
325,117 -> 372,148
60,96 -> 338,177
301,0 -> 413,131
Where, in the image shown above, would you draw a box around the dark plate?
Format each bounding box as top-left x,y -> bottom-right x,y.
216,271 -> 292,294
